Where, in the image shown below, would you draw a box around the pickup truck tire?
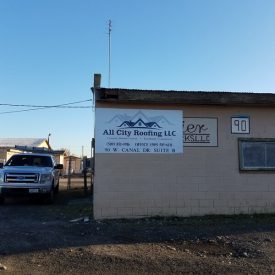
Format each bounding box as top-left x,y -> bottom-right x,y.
45,183 -> 55,204
54,181 -> 59,194
0,197 -> 4,205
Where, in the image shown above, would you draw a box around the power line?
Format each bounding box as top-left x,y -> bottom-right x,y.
0,99 -> 92,108
0,99 -> 94,115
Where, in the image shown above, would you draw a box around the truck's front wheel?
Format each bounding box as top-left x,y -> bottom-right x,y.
45,183 -> 55,204
54,180 -> 59,194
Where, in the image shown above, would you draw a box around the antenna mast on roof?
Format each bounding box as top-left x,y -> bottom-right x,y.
108,20 -> 112,88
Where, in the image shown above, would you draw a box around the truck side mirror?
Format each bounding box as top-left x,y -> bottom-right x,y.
0,163 -> 3,169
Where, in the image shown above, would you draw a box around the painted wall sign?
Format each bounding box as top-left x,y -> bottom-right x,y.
183,118 -> 218,147
95,108 -> 183,154
231,116 -> 250,134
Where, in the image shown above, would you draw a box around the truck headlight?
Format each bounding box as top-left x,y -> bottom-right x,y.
0,173 -> 4,183
40,174 -> 52,184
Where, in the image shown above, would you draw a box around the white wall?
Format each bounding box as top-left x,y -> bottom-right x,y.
94,104 -> 275,219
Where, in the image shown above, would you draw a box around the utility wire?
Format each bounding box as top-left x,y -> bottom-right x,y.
0,99 -> 94,115
0,99 -> 92,108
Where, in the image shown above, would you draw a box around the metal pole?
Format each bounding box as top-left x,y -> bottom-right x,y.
67,156 -> 71,190
91,138 -> 95,195
83,156 -> 88,195
83,168 -> 88,196
47,133 -> 51,148
108,20 -> 112,88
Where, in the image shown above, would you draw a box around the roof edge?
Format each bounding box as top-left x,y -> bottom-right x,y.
95,88 -> 275,106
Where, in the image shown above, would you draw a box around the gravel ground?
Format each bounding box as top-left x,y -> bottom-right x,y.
1,178 -> 275,274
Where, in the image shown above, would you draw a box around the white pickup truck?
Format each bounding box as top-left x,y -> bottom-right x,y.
0,153 -> 63,204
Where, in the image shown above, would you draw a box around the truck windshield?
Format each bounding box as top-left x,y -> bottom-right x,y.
5,155 -> 53,167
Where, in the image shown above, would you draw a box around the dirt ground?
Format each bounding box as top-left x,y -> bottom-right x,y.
1,178 -> 275,274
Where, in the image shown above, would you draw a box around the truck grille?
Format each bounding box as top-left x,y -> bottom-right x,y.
4,173 -> 39,183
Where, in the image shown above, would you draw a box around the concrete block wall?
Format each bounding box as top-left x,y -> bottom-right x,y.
94,105 -> 275,219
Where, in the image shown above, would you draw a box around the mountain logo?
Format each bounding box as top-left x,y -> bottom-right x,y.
106,110 -> 173,130
118,118 -> 161,129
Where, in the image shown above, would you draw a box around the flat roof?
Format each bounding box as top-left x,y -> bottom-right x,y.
94,88 -> 275,106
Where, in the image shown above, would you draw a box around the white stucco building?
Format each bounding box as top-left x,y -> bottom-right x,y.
92,75 -> 275,219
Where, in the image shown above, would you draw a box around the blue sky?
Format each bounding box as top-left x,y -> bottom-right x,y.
1,0 -> 275,155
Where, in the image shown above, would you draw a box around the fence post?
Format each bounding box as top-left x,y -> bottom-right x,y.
91,138 -> 95,195
67,156 -> 71,190
83,168 -> 88,195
